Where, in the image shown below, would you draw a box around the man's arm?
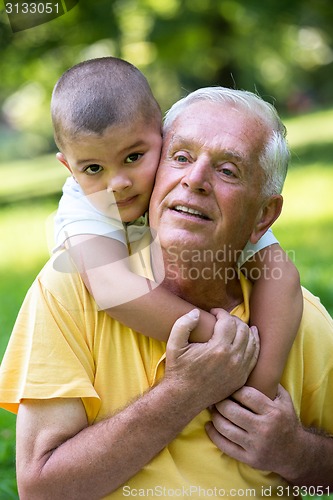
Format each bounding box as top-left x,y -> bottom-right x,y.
206,385 -> 333,491
16,310 -> 259,500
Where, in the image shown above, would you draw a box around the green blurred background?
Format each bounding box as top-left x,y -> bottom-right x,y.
0,0 -> 332,497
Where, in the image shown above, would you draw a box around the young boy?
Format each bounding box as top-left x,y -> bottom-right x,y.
51,57 -> 303,400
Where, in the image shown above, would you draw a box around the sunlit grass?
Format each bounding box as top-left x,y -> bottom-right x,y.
274,164 -> 333,315
284,108 -> 333,149
278,165 -> 333,224
0,154 -> 68,203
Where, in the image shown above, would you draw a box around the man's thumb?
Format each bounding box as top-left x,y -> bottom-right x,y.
167,309 -> 200,350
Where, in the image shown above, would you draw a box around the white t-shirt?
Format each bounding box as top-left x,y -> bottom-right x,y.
54,177 -> 149,251
239,230 -> 278,266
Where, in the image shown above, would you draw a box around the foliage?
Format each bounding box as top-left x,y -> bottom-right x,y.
1,0 -> 333,159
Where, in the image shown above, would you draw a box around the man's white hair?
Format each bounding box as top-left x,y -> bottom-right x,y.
163,87 -> 290,197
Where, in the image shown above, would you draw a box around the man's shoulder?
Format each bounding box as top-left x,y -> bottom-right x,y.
34,251 -> 89,305
301,286 -> 333,330
293,286 -> 333,365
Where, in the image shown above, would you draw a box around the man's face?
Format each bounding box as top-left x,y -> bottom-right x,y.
149,100 -> 270,263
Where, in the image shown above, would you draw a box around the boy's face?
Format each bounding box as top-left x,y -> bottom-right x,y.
58,121 -> 162,222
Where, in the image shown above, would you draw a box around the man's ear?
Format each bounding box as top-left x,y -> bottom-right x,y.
250,195 -> 283,244
56,152 -> 72,175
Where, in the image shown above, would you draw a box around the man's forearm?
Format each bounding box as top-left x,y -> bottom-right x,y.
19,380 -> 203,500
280,426 -> 333,491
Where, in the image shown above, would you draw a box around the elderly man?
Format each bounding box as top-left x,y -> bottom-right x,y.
1,88 -> 333,499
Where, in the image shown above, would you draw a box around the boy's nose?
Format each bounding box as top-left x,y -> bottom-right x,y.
107,174 -> 132,193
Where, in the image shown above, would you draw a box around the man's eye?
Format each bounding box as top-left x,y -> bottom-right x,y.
222,167 -> 234,176
125,153 -> 143,163
84,164 -> 103,175
217,163 -> 237,177
174,154 -> 188,163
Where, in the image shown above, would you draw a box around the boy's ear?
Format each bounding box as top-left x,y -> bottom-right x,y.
56,152 -> 72,174
250,195 -> 283,244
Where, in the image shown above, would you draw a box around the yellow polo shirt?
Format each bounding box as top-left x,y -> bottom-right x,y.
0,233 -> 333,499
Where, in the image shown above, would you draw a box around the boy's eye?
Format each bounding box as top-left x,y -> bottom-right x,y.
84,164 -> 103,175
125,153 -> 143,163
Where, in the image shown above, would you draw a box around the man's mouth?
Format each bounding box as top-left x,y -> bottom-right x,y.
172,205 -> 211,220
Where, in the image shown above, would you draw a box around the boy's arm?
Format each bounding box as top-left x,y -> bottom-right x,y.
241,243 -> 303,399
65,234 -> 216,342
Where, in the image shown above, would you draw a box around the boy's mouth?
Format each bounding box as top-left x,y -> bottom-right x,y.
116,195 -> 138,207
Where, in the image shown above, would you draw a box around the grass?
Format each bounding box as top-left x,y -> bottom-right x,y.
274,165 -> 333,311
0,108 -> 332,499
0,153 -> 67,203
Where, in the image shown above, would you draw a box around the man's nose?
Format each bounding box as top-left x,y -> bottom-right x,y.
107,173 -> 132,193
181,160 -> 213,194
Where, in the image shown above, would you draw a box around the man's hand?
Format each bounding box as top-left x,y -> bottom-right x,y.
206,385 -> 300,472
206,384 -> 333,489
165,308 -> 260,411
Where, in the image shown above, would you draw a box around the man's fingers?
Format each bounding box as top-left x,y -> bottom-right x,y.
167,309 -> 200,352
249,325 -> 260,364
275,384 -> 292,402
210,314 -> 240,345
250,325 -> 259,343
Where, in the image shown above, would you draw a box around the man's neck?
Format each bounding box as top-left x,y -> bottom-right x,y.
158,247 -> 243,312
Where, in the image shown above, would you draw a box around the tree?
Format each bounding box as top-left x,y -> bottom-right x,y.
0,0 -> 332,158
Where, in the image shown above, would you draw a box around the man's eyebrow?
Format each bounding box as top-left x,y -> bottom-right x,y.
167,135 -> 191,148
221,149 -> 245,164
168,135 -> 246,163
166,134 -> 208,153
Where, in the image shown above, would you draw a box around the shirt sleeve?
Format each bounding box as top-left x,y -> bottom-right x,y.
54,177 -> 127,251
237,228 -> 279,267
0,262 -> 101,420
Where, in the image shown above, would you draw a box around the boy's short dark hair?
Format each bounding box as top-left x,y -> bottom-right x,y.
51,57 -> 161,150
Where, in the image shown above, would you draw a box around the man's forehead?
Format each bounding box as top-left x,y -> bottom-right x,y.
169,102 -> 242,136
167,101 -> 268,153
